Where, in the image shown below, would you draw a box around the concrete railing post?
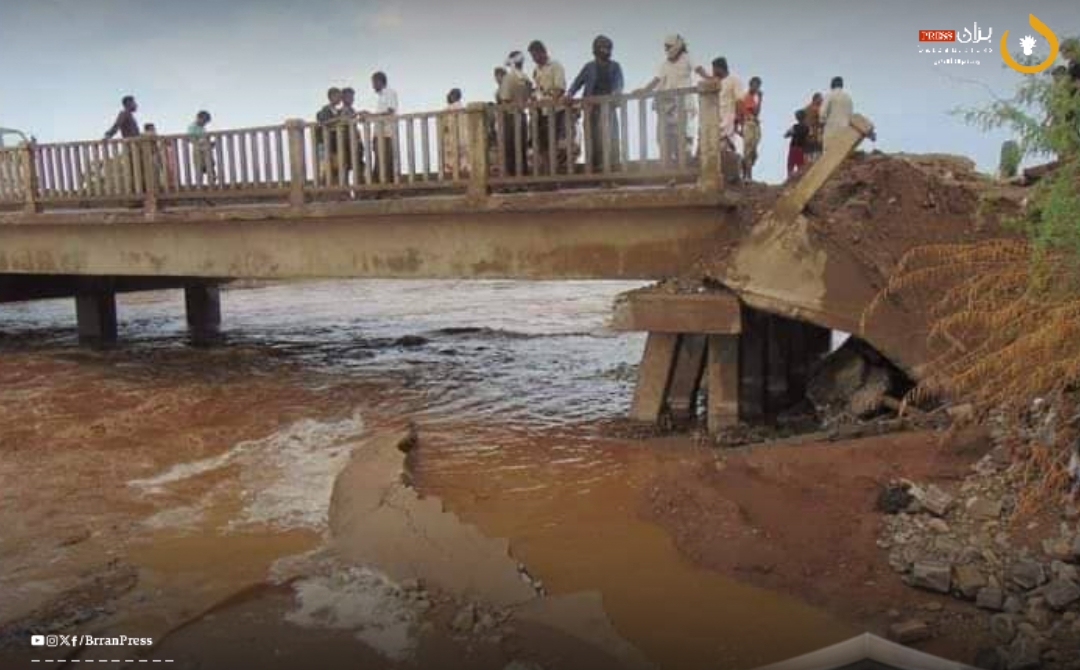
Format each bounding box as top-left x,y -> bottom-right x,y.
286,119 -> 307,208
696,80 -> 722,193
20,141 -> 40,214
465,103 -> 489,205
142,130 -> 159,214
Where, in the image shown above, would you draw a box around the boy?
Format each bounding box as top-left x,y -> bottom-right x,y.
784,109 -> 810,180
188,110 -> 215,185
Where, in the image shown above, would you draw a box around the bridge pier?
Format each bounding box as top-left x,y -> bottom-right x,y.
613,290 -> 834,436
75,291 -> 118,347
184,285 -> 222,345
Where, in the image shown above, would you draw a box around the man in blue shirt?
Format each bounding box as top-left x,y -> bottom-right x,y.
568,35 -> 624,172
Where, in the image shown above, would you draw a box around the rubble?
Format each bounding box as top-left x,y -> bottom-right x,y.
876,403 -> 1080,670
912,562 -> 952,594
805,338 -> 910,426
889,619 -> 931,643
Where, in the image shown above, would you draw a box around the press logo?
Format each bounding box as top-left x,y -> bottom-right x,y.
1001,14 -> 1058,73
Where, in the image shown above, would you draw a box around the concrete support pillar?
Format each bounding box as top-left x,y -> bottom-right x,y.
666,335 -> 707,424
696,80 -> 722,193
765,315 -> 791,414
465,103 -> 490,205
185,285 -> 222,344
76,292 -> 117,346
706,334 -> 740,434
787,321 -> 832,402
286,119 -> 307,208
630,333 -> 680,423
738,307 -> 768,422
21,141 -> 40,215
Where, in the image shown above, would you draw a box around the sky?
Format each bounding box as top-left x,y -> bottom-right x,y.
0,0 -> 1078,183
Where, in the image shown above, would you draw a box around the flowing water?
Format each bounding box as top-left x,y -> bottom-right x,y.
0,280 -> 854,669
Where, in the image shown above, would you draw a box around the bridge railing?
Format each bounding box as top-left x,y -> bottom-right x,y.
490,86 -> 703,185
0,81 -> 723,215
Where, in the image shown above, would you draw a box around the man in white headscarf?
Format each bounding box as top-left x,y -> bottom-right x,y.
498,50 -> 533,176
638,34 -> 698,167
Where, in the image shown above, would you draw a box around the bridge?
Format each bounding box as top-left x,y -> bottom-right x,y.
0,83 -> 932,433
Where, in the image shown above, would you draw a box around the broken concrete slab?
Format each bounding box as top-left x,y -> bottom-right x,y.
912,561 -> 952,594
954,564 -> 987,600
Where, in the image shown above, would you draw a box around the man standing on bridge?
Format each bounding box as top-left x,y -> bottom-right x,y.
104,95 -> 140,140
498,51 -> 533,177
529,40 -> 568,175
820,76 -> 852,154
568,35 -> 624,172
369,72 -> 399,184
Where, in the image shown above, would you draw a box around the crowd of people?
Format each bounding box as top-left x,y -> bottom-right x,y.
99,32 -> 928,187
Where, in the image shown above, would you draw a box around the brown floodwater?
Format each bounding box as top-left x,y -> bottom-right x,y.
0,280 -> 852,669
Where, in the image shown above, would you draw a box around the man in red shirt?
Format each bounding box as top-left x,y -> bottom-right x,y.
739,77 -> 762,182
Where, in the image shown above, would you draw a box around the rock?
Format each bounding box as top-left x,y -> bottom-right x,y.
890,619 -> 931,643
1073,536 -> 1080,561
1024,600 -> 1051,630
1043,538 -> 1074,562
1006,634 -> 1042,670
1050,561 -> 1078,583
889,550 -> 912,574
969,497 -> 1004,521
978,587 -> 1006,611
400,578 -> 423,592
1004,596 -> 1025,614
887,609 -> 902,619
451,604 -> 477,633
1011,561 -> 1048,591
990,614 -> 1017,643
918,486 -> 956,518
807,339 -> 869,414
878,482 -> 915,514
923,601 -> 944,613
849,366 -> 892,417
933,535 -> 963,556
955,564 -> 988,599
913,561 -> 952,594
1044,579 -> 1080,610
1064,611 -> 1078,622
927,518 -> 951,534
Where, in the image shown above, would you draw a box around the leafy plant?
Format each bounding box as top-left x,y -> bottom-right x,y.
866,43 -> 1080,510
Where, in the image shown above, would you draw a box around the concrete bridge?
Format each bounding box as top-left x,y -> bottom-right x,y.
1,84 -> 913,433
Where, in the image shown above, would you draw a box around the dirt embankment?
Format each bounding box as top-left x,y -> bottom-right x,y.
640,429 -> 1000,662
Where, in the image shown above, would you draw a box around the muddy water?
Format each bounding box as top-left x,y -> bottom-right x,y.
0,280 -> 852,669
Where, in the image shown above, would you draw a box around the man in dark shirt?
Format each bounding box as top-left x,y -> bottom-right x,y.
784,108 -> 810,180
104,95 -> 139,139
568,35 -> 624,171
315,87 -> 342,184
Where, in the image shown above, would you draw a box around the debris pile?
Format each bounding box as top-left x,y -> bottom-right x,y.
877,404 -> 1080,670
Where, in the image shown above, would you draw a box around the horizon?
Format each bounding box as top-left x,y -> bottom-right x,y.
1,0 -> 1078,183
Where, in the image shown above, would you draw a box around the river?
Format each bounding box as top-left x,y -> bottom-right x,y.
0,280 -> 854,669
